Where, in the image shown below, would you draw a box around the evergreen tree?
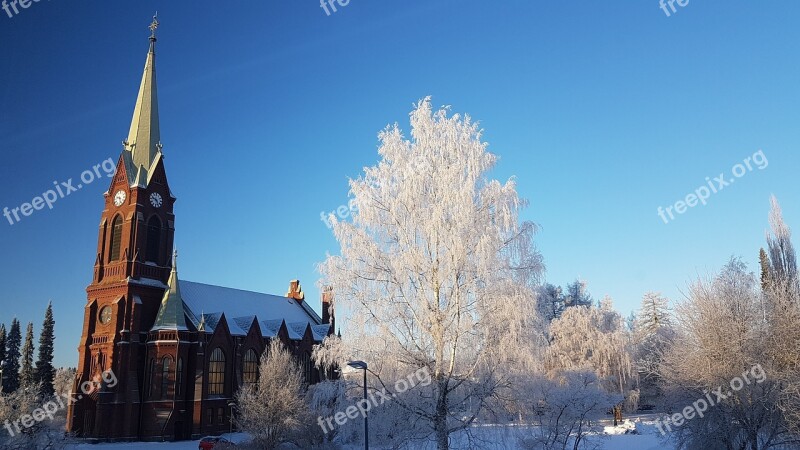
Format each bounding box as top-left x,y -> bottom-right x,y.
563,279 -> 592,308
20,322 -> 35,389
634,292 -> 674,406
535,283 -> 564,322
637,292 -> 672,337
2,318 -> 22,392
35,302 -> 56,396
626,311 -> 637,333
0,324 -> 6,391
760,247 -> 772,292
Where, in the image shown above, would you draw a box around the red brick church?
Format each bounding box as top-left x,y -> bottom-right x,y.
66,19 -> 336,441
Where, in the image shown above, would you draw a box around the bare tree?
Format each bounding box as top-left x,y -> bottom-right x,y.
660,259 -> 798,450
762,197 -> 800,435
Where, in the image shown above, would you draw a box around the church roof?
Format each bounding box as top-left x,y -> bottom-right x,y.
150,277 -> 327,338
178,280 -> 324,337
260,319 -> 283,338
311,324 -> 333,341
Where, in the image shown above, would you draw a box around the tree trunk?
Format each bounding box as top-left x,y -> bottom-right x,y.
434,380 -> 449,450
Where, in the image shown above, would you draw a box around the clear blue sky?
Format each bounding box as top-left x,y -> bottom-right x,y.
1,1 -> 798,367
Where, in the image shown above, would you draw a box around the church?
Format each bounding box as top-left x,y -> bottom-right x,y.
66,18 -> 336,441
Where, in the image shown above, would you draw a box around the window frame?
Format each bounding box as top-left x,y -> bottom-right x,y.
242,349 -> 259,387
160,355 -> 172,399
208,348 -> 226,396
109,215 -> 123,262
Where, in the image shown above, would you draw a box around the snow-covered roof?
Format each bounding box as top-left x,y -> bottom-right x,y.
312,324 -> 332,341
260,319 -> 283,338
287,322 -> 308,340
178,280 -> 322,337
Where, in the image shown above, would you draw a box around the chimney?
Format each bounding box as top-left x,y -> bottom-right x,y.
286,280 -> 305,302
321,286 -> 335,333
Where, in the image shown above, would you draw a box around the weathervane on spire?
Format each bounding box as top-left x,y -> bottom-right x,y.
149,13 -> 159,41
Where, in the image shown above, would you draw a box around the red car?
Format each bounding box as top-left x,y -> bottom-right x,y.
198,436 -> 235,449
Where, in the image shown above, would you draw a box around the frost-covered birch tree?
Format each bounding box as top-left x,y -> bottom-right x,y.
546,299 -> 635,400
235,339 -> 307,450
318,97 -> 544,449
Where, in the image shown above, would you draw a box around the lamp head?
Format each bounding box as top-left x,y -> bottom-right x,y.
346,360 -> 368,370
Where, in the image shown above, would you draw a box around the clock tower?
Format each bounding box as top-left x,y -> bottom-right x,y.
68,16 -> 177,439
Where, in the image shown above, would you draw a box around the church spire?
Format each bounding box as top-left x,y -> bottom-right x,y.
151,249 -> 189,331
124,14 -> 162,184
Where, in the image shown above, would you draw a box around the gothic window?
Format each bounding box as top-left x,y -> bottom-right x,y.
109,215 -> 123,262
242,349 -> 259,386
176,358 -> 183,397
208,348 -> 225,395
301,352 -> 312,384
161,356 -> 172,399
145,216 -> 162,263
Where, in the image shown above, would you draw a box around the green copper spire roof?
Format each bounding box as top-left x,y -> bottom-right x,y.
122,15 -> 162,188
152,250 -> 189,331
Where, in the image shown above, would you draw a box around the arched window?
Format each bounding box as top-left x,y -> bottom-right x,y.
208,348 -> 225,395
161,356 -> 172,399
176,358 -> 183,397
145,216 -> 161,263
109,215 -> 123,262
302,352 -> 312,384
242,349 -> 259,386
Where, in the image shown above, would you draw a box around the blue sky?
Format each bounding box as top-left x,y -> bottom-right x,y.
1,1 -> 798,367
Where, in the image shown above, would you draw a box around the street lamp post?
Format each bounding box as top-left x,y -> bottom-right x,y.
227,400 -> 236,435
347,361 -> 369,450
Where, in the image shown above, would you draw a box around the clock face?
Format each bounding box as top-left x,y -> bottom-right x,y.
150,192 -> 163,208
98,306 -> 112,325
113,190 -> 127,207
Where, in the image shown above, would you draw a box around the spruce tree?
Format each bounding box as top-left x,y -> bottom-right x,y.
638,292 -> 672,337
2,318 -> 21,392
35,302 -> 56,396
20,322 -> 35,389
0,324 -> 6,393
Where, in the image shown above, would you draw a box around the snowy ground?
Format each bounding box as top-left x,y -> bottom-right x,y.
62,416 -> 672,449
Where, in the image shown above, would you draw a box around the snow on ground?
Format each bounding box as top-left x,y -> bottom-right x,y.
64,432 -> 248,450
62,418 -> 672,450
596,418 -> 668,450
416,416 -> 670,450
65,441 -> 198,450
